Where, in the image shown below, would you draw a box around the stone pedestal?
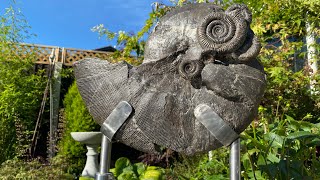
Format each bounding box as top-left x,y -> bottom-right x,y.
82,144 -> 99,177
71,132 -> 102,178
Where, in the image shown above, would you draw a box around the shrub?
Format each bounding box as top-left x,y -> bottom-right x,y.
0,2 -> 47,163
0,156 -> 74,179
57,81 -> 99,175
110,157 -> 166,180
169,148 -> 229,180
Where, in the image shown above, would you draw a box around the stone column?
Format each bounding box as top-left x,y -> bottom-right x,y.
82,144 -> 100,177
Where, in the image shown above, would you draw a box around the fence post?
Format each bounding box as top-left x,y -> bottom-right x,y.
49,48 -> 62,158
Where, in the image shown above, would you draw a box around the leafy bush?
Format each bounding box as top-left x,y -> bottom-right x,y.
0,156 -> 74,179
110,157 -> 166,180
0,2 -> 47,163
57,82 -> 99,175
241,114 -> 320,179
169,148 -> 229,180
231,0 -> 320,179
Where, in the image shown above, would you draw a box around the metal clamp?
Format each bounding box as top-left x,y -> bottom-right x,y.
194,104 -> 239,146
194,104 -> 241,179
96,101 -> 133,180
100,101 -> 133,141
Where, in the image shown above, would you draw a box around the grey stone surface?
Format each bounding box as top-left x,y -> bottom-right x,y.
74,3 -> 266,155
71,132 -> 102,145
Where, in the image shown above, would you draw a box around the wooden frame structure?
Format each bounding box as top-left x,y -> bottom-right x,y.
16,43 -> 113,66
18,43 -> 113,158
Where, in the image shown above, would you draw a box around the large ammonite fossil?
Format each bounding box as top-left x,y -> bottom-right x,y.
74,3 -> 266,155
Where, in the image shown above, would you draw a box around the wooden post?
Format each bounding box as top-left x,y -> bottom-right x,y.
306,21 -> 318,94
61,47 -> 66,64
49,48 -> 62,158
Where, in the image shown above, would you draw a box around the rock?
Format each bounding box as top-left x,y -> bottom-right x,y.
74,3 -> 266,155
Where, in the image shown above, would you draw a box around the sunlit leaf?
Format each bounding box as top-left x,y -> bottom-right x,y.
286,131 -> 319,140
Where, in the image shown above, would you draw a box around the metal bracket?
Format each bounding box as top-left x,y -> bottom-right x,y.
100,101 -> 133,141
194,104 -> 239,146
194,104 -> 240,180
96,101 -> 133,180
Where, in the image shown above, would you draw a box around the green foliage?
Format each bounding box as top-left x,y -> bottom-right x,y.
241,114 -> 320,179
233,1 -> 320,178
0,2 -> 47,163
110,157 -> 166,180
79,176 -> 94,180
57,82 -> 99,175
0,156 -> 74,179
169,148 -> 229,180
91,3 -> 170,65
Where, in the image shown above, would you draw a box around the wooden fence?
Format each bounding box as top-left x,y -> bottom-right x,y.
13,43 -> 113,158
16,43 -> 113,66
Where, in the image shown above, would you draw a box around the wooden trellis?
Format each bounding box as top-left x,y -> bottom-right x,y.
16,43 -> 114,158
16,43 -> 113,66
63,47 -> 112,66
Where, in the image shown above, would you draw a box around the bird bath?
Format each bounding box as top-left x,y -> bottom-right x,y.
71,132 -> 102,178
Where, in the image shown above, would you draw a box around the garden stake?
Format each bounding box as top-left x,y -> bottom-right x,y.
96,101 -> 132,180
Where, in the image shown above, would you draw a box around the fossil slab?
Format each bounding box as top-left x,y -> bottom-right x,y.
74,3 -> 266,155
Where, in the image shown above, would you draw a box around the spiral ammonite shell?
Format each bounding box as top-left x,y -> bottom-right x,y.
178,60 -> 204,80
197,12 -> 248,53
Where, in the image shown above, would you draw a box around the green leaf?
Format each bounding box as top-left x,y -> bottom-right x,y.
286,131 -> 319,140
248,148 -> 260,155
305,138 -> 320,146
140,169 -> 164,180
241,153 -> 251,171
299,121 -> 318,132
267,153 -> 280,163
113,157 -> 132,176
109,168 -> 117,177
257,154 -> 267,166
122,165 -> 134,173
133,162 -> 146,176
264,132 -> 284,149
118,170 -> 138,180
115,157 -> 131,169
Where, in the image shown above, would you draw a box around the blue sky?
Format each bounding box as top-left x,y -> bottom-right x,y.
1,0 -> 171,50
